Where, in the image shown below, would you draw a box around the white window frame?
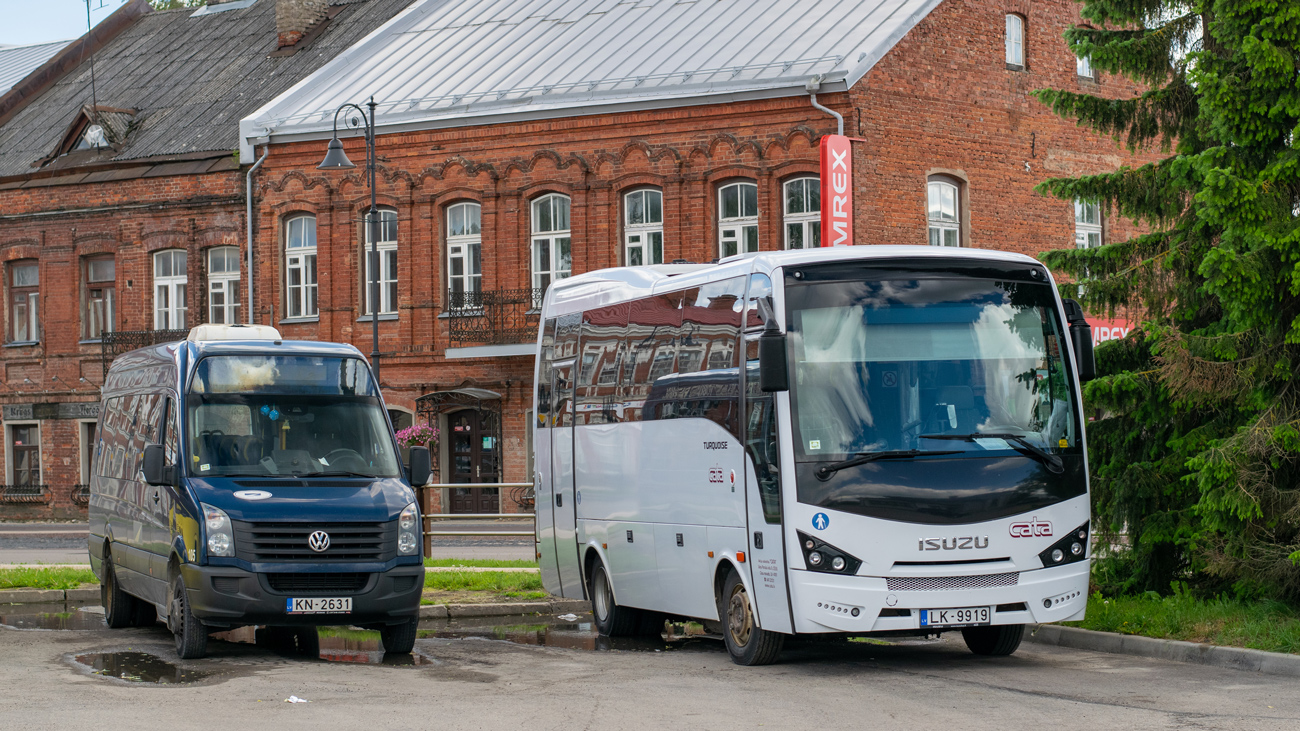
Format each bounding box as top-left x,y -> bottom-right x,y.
84,257 -> 115,340
153,249 -> 187,330
207,246 -> 240,325
927,180 -> 961,247
6,421 -> 40,486
9,261 -> 39,343
624,189 -> 664,266
719,181 -> 759,258
1075,200 -> 1103,249
363,208 -> 399,316
1006,14 -> 1025,67
446,202 -> 482,303
1077,53 -> 1094,79
783,177 -> 820,250
531,193 -> 572,294
285,214 -> 318,319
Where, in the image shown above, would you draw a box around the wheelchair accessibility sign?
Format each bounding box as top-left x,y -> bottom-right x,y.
812,513 -> 830,530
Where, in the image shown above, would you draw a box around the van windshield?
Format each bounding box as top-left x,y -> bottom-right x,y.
186,355 -> 400,478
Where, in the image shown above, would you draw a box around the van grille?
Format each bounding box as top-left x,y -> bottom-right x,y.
265,573 -> 372,595
232,521 -> 395,563
885,572 -> 1019,592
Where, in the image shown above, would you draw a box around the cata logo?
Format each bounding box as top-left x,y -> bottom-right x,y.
308,530 -> 331,552
1009,516 -> 1053,538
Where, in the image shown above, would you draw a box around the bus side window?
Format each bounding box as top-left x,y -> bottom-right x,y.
578,303 -> 629,425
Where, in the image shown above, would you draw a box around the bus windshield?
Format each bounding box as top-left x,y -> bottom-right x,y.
786,277 -> 1078,463
186,355 -> 400,478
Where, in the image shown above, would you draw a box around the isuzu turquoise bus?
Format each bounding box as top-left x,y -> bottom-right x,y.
532,247 -> 1095,665
89,325 -> 429,659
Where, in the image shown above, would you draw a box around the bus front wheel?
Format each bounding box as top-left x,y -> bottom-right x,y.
962,624 -> 1024,656
721,571 -> 783,666
589,561 -> 639,637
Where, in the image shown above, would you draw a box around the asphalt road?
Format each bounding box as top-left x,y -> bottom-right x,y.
0,604 -> 1296,730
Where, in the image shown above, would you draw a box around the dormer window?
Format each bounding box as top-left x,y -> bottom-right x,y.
74,124 -> 108,150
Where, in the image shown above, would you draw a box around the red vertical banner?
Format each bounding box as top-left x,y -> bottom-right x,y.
819,134 -> 853,247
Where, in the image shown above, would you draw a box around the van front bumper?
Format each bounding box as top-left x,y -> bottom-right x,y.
180,563 -> 425,629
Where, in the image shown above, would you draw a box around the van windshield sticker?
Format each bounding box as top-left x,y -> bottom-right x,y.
200,463 -> 210,471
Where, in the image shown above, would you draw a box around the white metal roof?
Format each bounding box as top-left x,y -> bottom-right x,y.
0,39 -> 72,94
240,0 -> 943,157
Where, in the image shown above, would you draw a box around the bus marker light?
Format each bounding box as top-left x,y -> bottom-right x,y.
831,556 -> 846,571
708,551 -> 714,558
737,552 -> 746,563
808,552 -> 823,566
602,543 -> 607,549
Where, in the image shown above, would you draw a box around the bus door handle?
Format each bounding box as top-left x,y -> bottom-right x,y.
556,493 -> 563,507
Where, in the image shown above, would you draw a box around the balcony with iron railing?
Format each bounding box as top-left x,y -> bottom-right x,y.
100,328 -> 188,377
445,288 -> 543,349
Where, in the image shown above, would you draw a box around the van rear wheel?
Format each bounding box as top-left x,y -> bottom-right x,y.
168,574 -> 208,659
589,561 -> 639,637
101,550 -> 140,629
720,571 -> 783,666
962,624 -> 1024,656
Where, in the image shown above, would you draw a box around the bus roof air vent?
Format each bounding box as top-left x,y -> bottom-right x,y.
187,324 -> 283,342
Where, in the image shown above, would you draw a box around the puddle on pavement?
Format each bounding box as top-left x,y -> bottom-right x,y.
210,625 -> 434,665
0,604 -> 107,631
417,615 -> 719,653
75,652 -> 212,684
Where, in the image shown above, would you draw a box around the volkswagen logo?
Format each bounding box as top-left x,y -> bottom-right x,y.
308,530 -> 330,553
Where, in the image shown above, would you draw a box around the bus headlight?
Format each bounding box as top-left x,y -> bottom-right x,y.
1038,522 -> 1090,568
202,503 -> 234,558
796,531 -> 862,575
398,502 -> 419,556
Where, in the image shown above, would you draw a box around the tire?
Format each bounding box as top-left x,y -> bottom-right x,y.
380,617 -> 419,654
637,610 -> 667,637
133,597 -> 157,627
589,561 -> 639,637
962,624 -> 1024,656
720,570 -> 783,666
168,573 -> 208,660
101,549 -> 140,629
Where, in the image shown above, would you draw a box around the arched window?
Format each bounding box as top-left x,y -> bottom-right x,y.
447,202 -> 482,307
285,214 -> 317,319
531,194 -> 571,293
1005,14 -> 1025,67
207,246 -> 240,324
363,208 -> 398,316
153,249 -> 188,329
719,181 -> 758,257
926,178 -> 961,247
1075,200 -> 1103,249
624,189 -> 663,265
783,177 -> 820,249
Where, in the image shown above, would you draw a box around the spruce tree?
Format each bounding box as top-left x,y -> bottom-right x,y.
1034,1 -> 1300,598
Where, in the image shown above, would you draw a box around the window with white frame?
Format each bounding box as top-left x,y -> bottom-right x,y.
8,423 -> 40,487
531,194 -> 571,294
153,249 -> 187,330
1077,52 -> 1094,78
363,209 -> 398,316
1075,200 -> 1103,249
624,189 -> 663,265
783,177 -> 820,249
8,260 -> 39,343
207,246 -> 240,325
84,257 -> 115,340
447,202 -> 482,306
1006,14 -> 1025,67
927,178 -> 961,246
285,215 -> 318,319
719,181 -> 759,258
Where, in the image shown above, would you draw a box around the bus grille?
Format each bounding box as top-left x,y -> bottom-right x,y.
232,521 -> 395,563
265,573 -> 372,594
886,572 -> 1019,592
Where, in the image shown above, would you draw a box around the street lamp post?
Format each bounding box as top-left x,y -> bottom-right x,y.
318,97 -> 381,386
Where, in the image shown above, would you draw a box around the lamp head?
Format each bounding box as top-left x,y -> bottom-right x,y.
317,137 -> 356,170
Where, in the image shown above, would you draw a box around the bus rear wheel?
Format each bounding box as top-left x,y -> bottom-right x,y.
589,561 -> 639,637
721,571 -> 783,666
962,624 -> 1024,656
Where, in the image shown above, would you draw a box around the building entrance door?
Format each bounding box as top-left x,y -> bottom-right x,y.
448,409 -> 500,513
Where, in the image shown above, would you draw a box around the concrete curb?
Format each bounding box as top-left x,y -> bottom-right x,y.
1026,623 -> 1300,678
0,588 -> 65,604
419,598 -> 591,620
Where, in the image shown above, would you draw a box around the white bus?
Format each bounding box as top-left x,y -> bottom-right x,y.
533,246 -> 1094,665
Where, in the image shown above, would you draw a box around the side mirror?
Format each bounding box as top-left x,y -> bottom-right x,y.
142,444 -> 172,486
759,331 -> 789,392
1061,299 -> 1097,382
408,446 -> 431,487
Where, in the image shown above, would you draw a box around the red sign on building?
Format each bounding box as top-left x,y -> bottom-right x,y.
819,134 -> 853,246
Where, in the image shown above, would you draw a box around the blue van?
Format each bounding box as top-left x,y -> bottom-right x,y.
88,325 -> 429,659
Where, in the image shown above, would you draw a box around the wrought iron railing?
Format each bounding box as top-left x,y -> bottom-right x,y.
100,329 -> 188,377
1,484 -> 49,503
445,288 -> 542,347
71,484 -> 91,506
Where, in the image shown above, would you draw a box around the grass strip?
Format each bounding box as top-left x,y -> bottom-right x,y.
0,567 -> 97,591
424,558 -> 538,569
1067,592 -> 1300,655
420,590 -> 549,605
424,570 -> 543,593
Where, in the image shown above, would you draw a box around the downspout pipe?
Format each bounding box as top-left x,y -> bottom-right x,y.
806,76 -> 844,136
245,143 -> 269,325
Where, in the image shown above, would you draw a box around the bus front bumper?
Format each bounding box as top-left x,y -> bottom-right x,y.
180,563 -> 425,629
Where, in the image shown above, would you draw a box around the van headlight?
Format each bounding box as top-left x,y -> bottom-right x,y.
398,502 -> 419,556
202,503 -> 234,558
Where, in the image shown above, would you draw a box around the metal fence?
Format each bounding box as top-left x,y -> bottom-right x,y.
420,482 -> 536,556
0,484 -> 49,503
71,484 -> 91,507
445,288 -> 542,347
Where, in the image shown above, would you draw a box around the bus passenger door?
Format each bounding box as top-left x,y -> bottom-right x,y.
534,322 -> 560,595
743,342 -> 794,633
550,360 -> 584,598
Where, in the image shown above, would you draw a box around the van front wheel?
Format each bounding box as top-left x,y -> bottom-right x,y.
168,574 -> 208,659
380,617 -> 419,654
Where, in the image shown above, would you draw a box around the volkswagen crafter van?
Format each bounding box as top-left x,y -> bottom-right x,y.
88,325 -> 429,659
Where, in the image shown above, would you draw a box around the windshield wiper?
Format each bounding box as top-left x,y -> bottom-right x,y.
815,449 -> 960,480
918,433 -> 1064,474
299,470 -> 377,479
